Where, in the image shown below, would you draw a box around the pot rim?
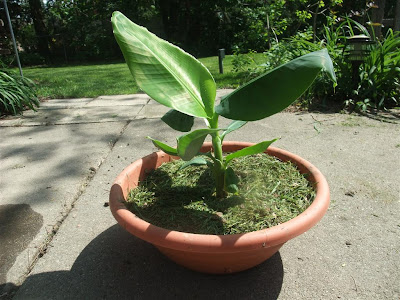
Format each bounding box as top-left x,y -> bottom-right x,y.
110,141 -> 330,253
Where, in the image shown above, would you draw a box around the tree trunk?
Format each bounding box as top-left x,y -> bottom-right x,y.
158,0 -> 179,40
312,3 -> 320,42
395,0 -> 400,32
28,0 -> 51,61
371,0 -> 386,39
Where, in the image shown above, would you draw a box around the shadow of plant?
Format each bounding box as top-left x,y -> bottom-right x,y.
0,204 -> 43,288
9,225 -> 284,299
359,109 -> 400,124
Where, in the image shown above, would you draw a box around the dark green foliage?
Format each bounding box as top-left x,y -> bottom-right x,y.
232,17 -> 399,111
308,21 -> 400,110
0,68 -> 39,115
1,0 -> 158,64
1,0 -> 367,64
353,29 -> 400,111
44,0 -> 158,62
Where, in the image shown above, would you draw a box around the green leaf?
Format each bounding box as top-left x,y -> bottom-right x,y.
179,157 -> 209,170
177,129 -> 220,161
197,151 -> 217,163
224,167 -> 239,194
112,11 -> 216,118
215,49 -> 336,121
147,137 -> 178,156
161,109 -> 194,132
221,120 -> 247,141
224,139 -> 278,166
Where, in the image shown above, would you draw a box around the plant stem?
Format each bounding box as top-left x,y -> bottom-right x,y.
209,114 -> 226,198
212,135 -> 227,198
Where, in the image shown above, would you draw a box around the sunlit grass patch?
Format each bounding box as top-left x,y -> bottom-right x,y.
21,53 -> 267,99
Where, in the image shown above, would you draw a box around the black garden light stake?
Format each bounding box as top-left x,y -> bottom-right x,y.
218,48 -> 225,74
347,34 -> 375,89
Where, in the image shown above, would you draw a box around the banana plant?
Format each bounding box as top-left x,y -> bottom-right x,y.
112,11 -> 336,198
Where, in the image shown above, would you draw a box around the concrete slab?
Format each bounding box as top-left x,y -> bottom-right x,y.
1,91 -> 399,298
0,204 -> 42,292
0,121 -> 127,294
87,94 -> 150,107
53,106 -> 144,124
0,89 -> 235,127
216,88 -> 234,99
0,105 -> 143,127
11,112 -> 400,299
136,103 -> 170,119
39,98 -> 93,109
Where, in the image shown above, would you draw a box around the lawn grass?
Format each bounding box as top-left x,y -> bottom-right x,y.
23,62 -> 137,99
21,53 -> 266,99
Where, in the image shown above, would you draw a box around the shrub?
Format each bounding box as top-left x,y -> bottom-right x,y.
0,68 -> 39,115
234,19 -> 400,111
353,29 -> 400,110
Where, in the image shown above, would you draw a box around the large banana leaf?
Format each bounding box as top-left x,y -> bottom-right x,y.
215,49 -> 336,121
112,11 -> 216,119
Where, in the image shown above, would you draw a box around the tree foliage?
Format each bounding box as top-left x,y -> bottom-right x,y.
0,0 -> 398,65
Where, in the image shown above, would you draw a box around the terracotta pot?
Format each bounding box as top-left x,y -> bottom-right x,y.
109,141 -> 330,274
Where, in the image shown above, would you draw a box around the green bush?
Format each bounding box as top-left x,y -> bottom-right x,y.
19,53 -> 46,66
290,20 -> 400,111
238,18 -> 400,111
0,68 -> 39,115
353,29 -> 400,110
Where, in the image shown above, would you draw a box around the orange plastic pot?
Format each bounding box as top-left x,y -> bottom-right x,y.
109,141 -> 330,274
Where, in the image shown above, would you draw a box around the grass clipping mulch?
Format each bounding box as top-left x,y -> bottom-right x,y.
126,153 -> 315,235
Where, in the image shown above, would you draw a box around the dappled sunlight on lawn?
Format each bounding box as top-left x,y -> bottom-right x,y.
22,54 -> 266,99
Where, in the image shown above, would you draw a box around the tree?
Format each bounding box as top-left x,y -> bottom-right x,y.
28,0 -> 50,61
394,0 -> 400,31
371,0 -> 386,38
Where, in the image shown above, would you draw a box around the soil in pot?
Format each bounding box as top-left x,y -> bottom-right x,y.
126,153 -> 315,235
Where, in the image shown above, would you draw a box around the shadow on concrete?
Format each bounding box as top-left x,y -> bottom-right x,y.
11,225 -> 284,299
359,109 -> 400,124
0,204 -> 43,296
0,123 -> 122,205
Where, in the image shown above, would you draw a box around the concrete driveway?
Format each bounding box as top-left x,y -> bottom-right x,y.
1,91 -> 399,299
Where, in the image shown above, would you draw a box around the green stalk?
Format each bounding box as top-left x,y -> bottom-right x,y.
209,114 -> 227,198
212,135 -> 226,198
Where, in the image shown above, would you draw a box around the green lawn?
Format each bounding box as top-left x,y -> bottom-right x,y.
21,54 -> 266,99
23,63 -> 138,99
